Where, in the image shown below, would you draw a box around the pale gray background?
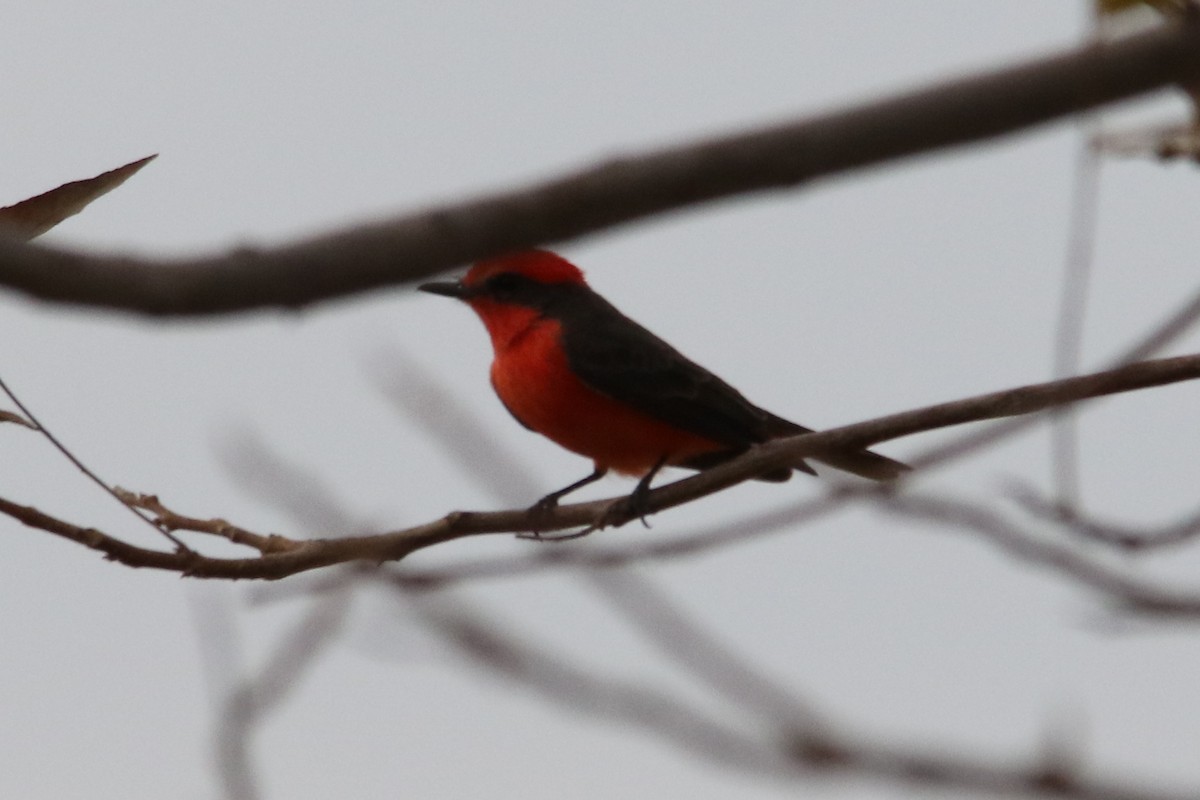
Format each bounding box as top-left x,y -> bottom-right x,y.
3,3 -> 1200,798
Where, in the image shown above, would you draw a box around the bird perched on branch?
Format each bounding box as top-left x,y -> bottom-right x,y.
419,250 -> 907,521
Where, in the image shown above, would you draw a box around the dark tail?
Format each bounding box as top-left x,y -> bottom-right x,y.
810,447 -> 909,481
764,414 -> 909,482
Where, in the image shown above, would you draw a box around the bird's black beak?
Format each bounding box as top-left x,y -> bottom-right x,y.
418,280 -> 468,299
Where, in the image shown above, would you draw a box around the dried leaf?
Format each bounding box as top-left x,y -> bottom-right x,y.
0,154 -> 157,241
0,409 -> 36,429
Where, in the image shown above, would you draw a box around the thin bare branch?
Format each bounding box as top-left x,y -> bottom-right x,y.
0,373 -> 192,551
1114,284 -> 1200,365
285,497 -> 843,595
1050,128 -> 1103,505
1011,485 -> 1200,552
215,429 -> 362,534
797,736 -> 1197,800
204,429 -> 366,799
584,569 -> 828,732
389,580 -> 1199,800
398,589 -> 794,776
4,353 -> 1200,580
368,344 -> 541,504
0,21 -> 1198,315
217,584 -> 354,800
883,492 -> 1200,617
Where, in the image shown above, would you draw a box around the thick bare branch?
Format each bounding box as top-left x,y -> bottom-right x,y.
0,21 -> 1198,315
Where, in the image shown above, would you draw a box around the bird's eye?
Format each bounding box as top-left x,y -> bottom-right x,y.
486,273 -> 523,295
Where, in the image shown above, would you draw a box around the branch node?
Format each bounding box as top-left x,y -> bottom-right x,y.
786,733 -> 850,769
1031,765 -> 1077,794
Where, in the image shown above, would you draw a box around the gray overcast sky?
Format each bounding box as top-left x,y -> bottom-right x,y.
4,3 -> 1200,798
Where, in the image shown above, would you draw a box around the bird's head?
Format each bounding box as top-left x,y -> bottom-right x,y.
419,250 -> 586,302
419,250 -> 589,350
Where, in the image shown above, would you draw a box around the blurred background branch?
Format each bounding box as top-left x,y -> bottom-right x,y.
0,18 -> 1197,315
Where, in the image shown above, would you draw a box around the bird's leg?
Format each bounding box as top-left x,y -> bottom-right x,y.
519,466 -> 609,542
601,456 -> 668,530
530,466 -> 608,513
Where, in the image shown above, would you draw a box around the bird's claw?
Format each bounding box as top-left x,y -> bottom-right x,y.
597,489 -> 654,530
517,527 -> 595,542
518,479 -> 654,542
529,495 -> 560,515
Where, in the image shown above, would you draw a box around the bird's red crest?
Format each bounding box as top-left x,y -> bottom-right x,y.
464,250 -> 586,287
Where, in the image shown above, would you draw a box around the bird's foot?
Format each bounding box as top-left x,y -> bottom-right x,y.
517,495 -> 593,542
524,493 -> 567,532
596,484 -> 655,530
529,493 -> 561,516
518,469 -> 656,540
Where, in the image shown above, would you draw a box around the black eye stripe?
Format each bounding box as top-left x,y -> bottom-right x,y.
486,273 -> 525,293
478,273 -> 586,312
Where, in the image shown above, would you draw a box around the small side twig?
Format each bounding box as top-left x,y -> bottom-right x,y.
882,491 -> 1200,617
114,489 -> 300,554
0,373 -> 191,552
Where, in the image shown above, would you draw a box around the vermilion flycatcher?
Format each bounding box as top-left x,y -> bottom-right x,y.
420,251 -> 907,512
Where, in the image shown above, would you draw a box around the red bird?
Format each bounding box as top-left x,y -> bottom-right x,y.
419,251 -> 907,514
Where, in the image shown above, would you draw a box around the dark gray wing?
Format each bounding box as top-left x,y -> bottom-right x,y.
544,286 -> 907,482
552,288 -> 805,448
